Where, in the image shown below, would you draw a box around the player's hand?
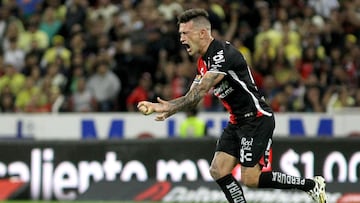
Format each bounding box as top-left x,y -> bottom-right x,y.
137,97 -> 173,121
154,97 -> 172,121
137,101 -> 156,115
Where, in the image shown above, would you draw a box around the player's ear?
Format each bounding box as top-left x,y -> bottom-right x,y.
199,28 -> 207,39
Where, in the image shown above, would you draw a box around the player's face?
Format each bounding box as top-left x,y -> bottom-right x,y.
179,21 -> 201,56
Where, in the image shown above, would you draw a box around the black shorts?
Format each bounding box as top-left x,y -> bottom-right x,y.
215,115 -> 275,167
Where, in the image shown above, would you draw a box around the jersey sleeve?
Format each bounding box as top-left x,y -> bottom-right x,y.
207,49 -> 228,74
208,41 -> 247,74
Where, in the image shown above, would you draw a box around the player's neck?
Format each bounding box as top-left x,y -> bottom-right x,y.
199,36 -> 214,56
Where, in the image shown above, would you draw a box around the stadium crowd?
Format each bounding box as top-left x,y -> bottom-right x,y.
0,0 -> 360,113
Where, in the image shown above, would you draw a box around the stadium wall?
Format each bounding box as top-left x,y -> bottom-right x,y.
0,112 -> 359,139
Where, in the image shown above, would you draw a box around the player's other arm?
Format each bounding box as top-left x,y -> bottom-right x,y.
137,72 -> 224,121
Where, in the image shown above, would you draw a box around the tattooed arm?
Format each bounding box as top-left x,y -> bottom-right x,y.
137,72 -> 224,121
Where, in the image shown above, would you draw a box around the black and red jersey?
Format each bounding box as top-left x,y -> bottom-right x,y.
194,39 -> 273,124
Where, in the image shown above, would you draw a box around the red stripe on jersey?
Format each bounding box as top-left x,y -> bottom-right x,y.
197,57 -> 207,76
222,99 -> 236,124
256,110 -> 263,117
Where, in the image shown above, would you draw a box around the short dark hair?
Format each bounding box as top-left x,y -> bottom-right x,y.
177,8 -> 209,25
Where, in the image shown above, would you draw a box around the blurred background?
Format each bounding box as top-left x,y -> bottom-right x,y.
0,0 -> 359,202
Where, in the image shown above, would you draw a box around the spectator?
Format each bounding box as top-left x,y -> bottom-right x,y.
179,109 -> 206,138
88,0 -> 119,32
1,0 -> 21,18
86,62 -> 121,112
283,82 -> 304,112
261,75 -> 279,101
49,85 -> 65,112
308,0 -> 339,19
0,93 -> 15,112
3,37 -> 25,71
232,38 -> 252,67
28,65 -> 42,86
39,7 -> 62,45
63,0 -> 87,38
95,34 -> 116,57
253,37 -> 275,77
126,72 -> 153,112
15,77 -> 43,112
23,90 -> 51,113
18,15 -> 49,52
1,20 -> 23,52
255,18 -> 282,56
43,63 -> 67,91
68,32 -> 87,60
42,0 -> 66,23
68,77 -> 97,112
117,40 -> 157,89
157,0 -> 184,21
279,22 -> 302,66
273,7 -> 297,32
0,63 -> 26,95
22,53 -> 41,76
84,18 -> 106,55
270,91 -> 289,112
303,84 -> 324,112
41,35 -> 71,69
272,45 -> 299,86
15,0 -> 42,20
27,39 -> 45,62
38,75 -> 53,99
66,59 -> 87,94
296,46 -> 322,81
320,13 -> 343,54
324,85 -> 355,113
329,65 -> 349,86
0,7 -> 9,39
0,85 -> 15,112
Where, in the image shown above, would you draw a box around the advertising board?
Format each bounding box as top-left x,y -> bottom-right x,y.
0,113 -> 360,139
0,138 -> 358,202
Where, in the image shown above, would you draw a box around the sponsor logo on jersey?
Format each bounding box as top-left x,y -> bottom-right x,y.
213,81 -> 234,98
210,50 -> 225,71
240,137 -> 254,163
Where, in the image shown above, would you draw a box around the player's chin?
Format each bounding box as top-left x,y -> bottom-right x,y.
187,49 -> 195,55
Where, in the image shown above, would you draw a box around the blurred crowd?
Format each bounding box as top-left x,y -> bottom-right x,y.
0,0 -> 360,113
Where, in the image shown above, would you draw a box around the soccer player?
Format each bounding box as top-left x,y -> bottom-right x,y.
137,8 -> 327,203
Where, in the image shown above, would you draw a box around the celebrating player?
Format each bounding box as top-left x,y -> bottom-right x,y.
137,8 -> 327,203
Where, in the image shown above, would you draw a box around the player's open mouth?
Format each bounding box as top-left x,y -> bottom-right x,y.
183,44 -> 191,52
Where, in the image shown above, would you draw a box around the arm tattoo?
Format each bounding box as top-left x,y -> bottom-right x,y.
168,72 -> 220,114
